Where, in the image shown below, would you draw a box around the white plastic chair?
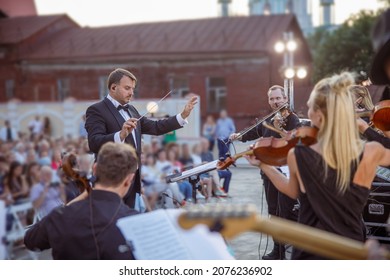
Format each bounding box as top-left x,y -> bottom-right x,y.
5,201 -> 38,259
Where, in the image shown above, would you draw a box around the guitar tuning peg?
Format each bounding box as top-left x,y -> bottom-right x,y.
209,220 -> 224,233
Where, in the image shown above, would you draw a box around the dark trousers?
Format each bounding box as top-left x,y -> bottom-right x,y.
208,138 -> 215,152
262,173 -> 298,221
217,138 -> 230,160
123,171 -> 141,209
218,170 -> 232,193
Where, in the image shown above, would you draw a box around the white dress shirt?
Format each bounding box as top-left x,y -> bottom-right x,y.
107,94 -> 188,147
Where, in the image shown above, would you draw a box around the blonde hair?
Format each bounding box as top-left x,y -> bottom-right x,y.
349,85 -> 375,111
308,72 -> 363,193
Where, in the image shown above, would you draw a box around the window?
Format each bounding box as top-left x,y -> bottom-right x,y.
169,77 -> 189,98
5,79 -> 14,100
57,78 -> 70,101
98,76 -> 108,99
206,77 -> 227,113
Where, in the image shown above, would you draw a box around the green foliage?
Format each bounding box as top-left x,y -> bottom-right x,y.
308,10 -> 380,83
378,0 -> 390,7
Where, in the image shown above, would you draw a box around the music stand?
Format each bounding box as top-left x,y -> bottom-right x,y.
165,160 -> 219,203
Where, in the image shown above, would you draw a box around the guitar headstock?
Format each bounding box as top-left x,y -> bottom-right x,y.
178,204 -> 258,239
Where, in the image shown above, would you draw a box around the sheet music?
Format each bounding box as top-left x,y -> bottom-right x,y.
116,209 -> 234,260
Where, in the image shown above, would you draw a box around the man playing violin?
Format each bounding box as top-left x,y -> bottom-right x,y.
229,85 -> 300,260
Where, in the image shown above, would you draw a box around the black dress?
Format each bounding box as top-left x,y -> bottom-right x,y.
293,145 -> 370,260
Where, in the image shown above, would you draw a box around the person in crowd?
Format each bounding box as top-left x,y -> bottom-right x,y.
85,68 -> 197,209
245,72 -> 390,259
0,156 -> 13,206
154,148 -> 185,206
3,161 -> 29,203
79,114 -> 88,139
13,142 -> 26,164
43,116 -> 52,137
200,137 -> 232,195
0,120 -> 18,142
215,109 -> 235,160
202,115 -> 216,152
24,142 -> 139,259
28,115 -> 43,139
166,148 -> 192,201
25,161 -> 41,189
30,165 -> 65,219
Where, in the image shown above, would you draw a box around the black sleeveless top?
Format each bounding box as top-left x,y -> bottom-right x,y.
293,145 -> 370,260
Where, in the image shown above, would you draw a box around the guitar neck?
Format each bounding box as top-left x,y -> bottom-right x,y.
178,204 -> 390,260
252,216 -> 369,260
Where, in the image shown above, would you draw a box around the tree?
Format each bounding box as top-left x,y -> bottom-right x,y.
378,0 -> 390,7
308,11 -> 379,83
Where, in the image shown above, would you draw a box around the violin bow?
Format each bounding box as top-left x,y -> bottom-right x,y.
234,102 -> 290,141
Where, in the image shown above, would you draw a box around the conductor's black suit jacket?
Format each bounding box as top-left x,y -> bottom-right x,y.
85,97 -> 183,208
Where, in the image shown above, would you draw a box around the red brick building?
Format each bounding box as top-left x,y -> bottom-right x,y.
0,13 -> 312,129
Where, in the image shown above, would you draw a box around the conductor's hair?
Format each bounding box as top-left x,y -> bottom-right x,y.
95,142 -> 138,186
107,68 -> 137,90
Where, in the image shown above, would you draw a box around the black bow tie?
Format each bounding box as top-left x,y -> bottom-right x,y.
117,104 -> 130,111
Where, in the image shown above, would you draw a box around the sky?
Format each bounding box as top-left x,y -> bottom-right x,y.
34,0 -> 386,28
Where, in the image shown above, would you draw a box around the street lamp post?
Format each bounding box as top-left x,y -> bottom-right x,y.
274,32 -> 307,112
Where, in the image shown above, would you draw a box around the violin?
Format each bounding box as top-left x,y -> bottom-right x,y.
217,125 -> 318,169
61,153 -> 92,194
357,100 -> 390,131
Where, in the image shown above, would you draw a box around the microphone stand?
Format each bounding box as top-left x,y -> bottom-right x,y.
188,175 -> 202,204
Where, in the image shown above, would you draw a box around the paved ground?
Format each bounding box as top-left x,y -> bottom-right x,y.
228,166 -> 275,260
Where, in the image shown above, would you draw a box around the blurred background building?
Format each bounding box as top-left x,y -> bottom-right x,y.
0,0 -> 312,132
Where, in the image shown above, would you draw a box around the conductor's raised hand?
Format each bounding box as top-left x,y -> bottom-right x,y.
181,95 -> 198,119
120,118 -> 138,141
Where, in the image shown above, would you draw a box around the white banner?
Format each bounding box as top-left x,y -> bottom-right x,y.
0,260 -> 389,280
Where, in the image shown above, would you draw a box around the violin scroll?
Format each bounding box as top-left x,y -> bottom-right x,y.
61,153 -> 91,194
